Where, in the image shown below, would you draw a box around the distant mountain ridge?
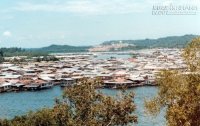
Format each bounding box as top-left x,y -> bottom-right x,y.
31,44 -> 91,53
28,34 -> 199,53
101,34 -> 199,49
1,35 -> 198,57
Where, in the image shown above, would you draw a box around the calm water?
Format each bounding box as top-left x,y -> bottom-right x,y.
0,86 -> 165,126
95,53 -> 132,60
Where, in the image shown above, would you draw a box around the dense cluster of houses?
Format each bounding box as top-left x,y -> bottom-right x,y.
88,42 -> 135,52
0,48 -> 186,93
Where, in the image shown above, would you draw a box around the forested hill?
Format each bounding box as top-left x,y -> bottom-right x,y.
101,34 -> 198,49
32,44 -> 91,53
0,35 -> 198,57
0,48 -> 49,57
0,45 -> 90,57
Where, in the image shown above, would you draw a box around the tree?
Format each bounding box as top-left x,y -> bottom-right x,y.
61,78 -> 137,126
145,37 -> 200,126
1,78 -> 137,126
0,50 -> 4,63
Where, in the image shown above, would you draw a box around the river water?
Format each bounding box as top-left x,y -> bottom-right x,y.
0,86 -> 165,126
0,53 -> 166,126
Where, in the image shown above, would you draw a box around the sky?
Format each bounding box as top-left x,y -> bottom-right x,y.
0,0 -> 200,48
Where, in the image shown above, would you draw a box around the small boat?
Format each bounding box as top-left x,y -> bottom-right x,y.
0,83 -> 13,93
103,80 -> 133,89
40,82 -> 53,89
60,78 -> 76,87
12,83 -> 25,92
23,84 -> 40,91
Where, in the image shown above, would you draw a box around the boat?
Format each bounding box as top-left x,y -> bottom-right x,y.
11,83 -> 25,91
40,82 -> 53,89
103,80 -> 134,89
23,84 -> 40,91
60,78 -> 76,87
23,79 -> 53,91
0,83 -> 13,93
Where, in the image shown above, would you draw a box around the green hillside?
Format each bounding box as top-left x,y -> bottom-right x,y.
0,35 -> 198,57
101,34 -> 198,49
33,44 -> 91,53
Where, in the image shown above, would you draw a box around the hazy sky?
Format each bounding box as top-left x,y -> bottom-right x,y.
0,0 -> 200,48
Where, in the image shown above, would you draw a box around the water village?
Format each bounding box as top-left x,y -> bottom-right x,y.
0,48 -> 186,93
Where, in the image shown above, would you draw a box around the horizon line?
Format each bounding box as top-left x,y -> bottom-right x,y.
0,34 -> 198,49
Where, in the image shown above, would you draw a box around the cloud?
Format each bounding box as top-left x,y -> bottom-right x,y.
3,31 -> 12,37
5,0 -> 200,16
13,0 -> 148,15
